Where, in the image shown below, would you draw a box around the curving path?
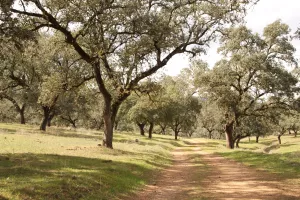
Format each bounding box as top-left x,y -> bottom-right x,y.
125,141 -> 300,200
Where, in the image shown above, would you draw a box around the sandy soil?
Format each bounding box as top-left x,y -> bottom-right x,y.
125,142 -> 300,200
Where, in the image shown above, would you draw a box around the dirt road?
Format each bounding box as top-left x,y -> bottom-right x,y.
126,142 -> 300,200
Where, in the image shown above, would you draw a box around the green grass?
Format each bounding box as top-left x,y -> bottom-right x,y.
193,135 -> 300,179
0,123 -> 184,200
3,123 -> 300,199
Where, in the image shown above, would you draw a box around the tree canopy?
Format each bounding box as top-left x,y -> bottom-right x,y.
0,0 -> 259,148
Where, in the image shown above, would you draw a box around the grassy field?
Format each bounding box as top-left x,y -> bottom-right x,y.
0,123 -> 184,200
2,123 -> 300,199
194,135 -> 300,180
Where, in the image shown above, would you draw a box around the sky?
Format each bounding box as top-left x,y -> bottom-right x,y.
164,0 -> 300,76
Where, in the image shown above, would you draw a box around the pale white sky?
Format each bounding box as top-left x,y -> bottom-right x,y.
164,0 -> 300,76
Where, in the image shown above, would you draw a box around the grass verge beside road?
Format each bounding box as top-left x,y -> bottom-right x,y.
0,123 -> 183,200
194,135 -> 300,180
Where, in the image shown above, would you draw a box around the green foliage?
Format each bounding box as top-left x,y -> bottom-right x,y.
159,75 -> 201,137
38,73 -> 65,107
1,0 -> 259,147
197,102 -> 224,139
196,21 -> 298,141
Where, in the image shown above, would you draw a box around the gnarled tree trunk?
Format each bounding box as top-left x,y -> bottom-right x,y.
172,121 -> 181,140
137,123 -> 146,136
225,120 -> 235,149
40,106 -> 51,131
159,124 -> 167,135
175,130 -> 180,140
148,122 -> 154,139
114,121 -> 119,131
235,135 -> 241,148
278,128 -> 285,145
2,95 -> 26,124
208,130 -> 213,139
219,132 -> 223,140
102,100 -> 116,148
278,135 -> 282,145
235,134 -> 249,148
256,135 -> 259,143
20,105 -> 26,124
47,113 -> 55,127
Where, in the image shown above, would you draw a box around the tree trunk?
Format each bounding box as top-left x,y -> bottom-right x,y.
70,120 -> 77,128
295,130 -> 297,137
3,95 -> 26,124
175,130 -> 179,140
219,132 -> 223,140
47,113 -> 55,127
278,135 -> 282,145
102,101 -> 114,148
47,119 -> 51,127
137,123 -> 146,136
40,106 -> 51,131
256,135 -> 259,143
208,130 -> 213,139
225,120 -> 235,149
93,60 -> 130,148
160,124 -> 167,135
235,134 -> 249,148
20,105 -> 26,124
278,128 -> 285,145
148,122 -> 154,139
235,136 -> 241,148
114,121 -> 119,131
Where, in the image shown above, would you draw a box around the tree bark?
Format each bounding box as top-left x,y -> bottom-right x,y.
278,128 -> 285,145
47,113 -> 55,127
256,135 -> 259,143
137,123 -> 146,136
70,119 -> 77,128
114,121 -> 119,131
235,136 -> 241,148
40,106 -> 51,131
93,61 -> 128,149
173,121 -> 181,140
148,122 -> 154,139
235,134 -> 249,148
159,124 -> 167,135
175,130 -> 179,140
219,132 -> 223,140
102,101 -> 115,148
1,95 -> 26,124
20,105 -> 26,124
295,131 -> 297,137
278,135 -> 282,145
225,120 -> 235,149
208,130 -> 213,139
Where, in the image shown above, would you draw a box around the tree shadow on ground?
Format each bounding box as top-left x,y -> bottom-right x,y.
44,131 -> 100,140
0,153 -> 151,200
0,128 -> 17,134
